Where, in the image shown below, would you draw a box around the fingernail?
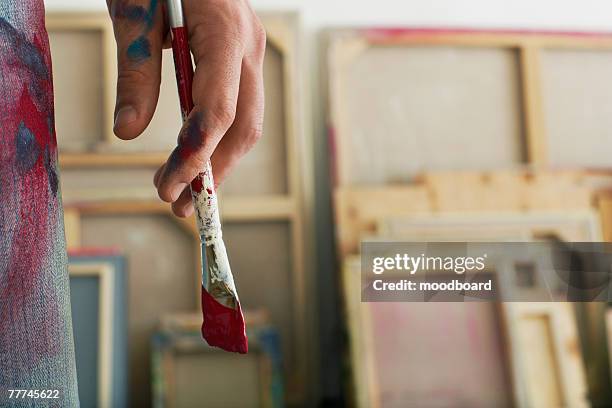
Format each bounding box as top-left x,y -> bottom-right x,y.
114,106 -> 138,131
170,183 -> 188,201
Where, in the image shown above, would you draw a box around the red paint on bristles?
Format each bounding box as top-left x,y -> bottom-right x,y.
201,287 -> 248,354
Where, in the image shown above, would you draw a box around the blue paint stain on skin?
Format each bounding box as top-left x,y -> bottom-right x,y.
121,5 -> 148,22
114,0 -> 159,62
162,111 -> 205,181
146,0 -> 159,29
114,0 -> 157,28
127,36 -> 152,63
15,122 -> 41,171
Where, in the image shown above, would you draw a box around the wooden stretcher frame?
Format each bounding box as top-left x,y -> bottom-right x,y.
328,28 -> 612,186
68,261 -> 116,408
505,302 -> 589,408
334,172 -> 612,406
334,169 -> 610,256
63,195 -> 309,403
378,211 -> 603,243
45,13 -> 117,157
345,210 -> 596,407
342,256 -> 517,408
375,212 -> 598,407
46,11 -> 303,176
49,11 -> 311,403
151,325 -> 284,408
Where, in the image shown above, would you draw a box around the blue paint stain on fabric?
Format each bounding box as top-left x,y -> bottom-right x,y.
47,116 -> 55,141
127,36 -> 151,62
15,122 -> 40,171
0,17 -> 49,80
44,148 -> 59,196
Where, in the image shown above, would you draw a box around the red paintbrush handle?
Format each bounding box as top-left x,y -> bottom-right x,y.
170,27 -> 194,120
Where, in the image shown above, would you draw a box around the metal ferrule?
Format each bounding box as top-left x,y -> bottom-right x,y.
167,0 -> 185,28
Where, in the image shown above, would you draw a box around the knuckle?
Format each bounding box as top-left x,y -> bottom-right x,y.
209,103 -> 236,130
190,28 -> 245,60
117,67 -> 155,86
186,153 -> 209,177
252,21 -> 267,56
245,125 -> 263,149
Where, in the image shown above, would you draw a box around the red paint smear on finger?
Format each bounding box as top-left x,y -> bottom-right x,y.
201,287 -> 248,354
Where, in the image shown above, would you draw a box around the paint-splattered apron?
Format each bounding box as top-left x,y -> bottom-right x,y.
0,2 -> 79,407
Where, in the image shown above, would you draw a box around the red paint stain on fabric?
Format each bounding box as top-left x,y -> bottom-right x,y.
201,287 -> 248,354
0,88 -> 61,365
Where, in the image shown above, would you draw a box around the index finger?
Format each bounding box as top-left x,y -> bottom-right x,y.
156,33 -> 243,202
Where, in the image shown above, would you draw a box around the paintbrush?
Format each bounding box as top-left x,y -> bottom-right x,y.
166,0 -> 248,354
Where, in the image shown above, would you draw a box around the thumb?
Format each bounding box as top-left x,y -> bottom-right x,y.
109,0 -> 164,140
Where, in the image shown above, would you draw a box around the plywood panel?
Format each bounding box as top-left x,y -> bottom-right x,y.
541,49 -> 612,168
81,215 -> 197,408
223,222 -> 295,379
337,46 -> 524,185
49,30 -> 104,152
174,352 -> 261,408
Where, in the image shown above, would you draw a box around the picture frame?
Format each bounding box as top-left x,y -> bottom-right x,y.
505,302 -> 590,408
68,252 -> 128,408
151,314 -> 284,408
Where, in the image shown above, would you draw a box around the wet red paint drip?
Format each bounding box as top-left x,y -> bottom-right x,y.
201,287 -> 248,354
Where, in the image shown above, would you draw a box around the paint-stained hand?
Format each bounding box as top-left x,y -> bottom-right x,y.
107,0 -> 266,217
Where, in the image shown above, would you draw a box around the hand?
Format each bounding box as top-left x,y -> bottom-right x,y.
107,0 -> 266,217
